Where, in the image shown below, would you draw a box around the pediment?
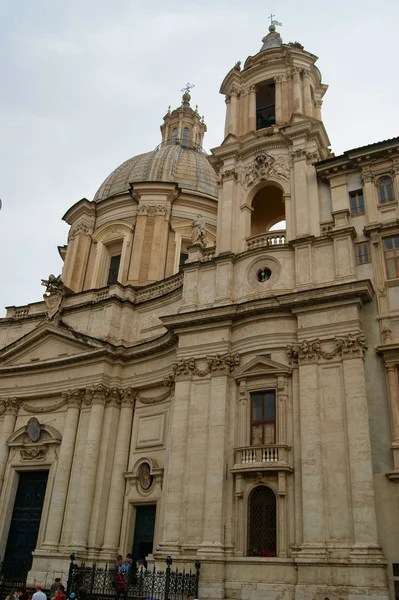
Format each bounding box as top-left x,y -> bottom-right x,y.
0,322 -> 107,367
233,356 -> 291,381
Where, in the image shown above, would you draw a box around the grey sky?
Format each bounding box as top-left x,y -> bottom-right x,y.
1,0 -> 398,315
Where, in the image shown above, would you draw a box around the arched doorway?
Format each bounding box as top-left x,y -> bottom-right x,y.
251,185 -> 285,236
247,486 -> 277,557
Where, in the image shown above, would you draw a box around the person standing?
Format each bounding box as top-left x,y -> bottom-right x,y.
31,587 -> 46,600
50,579 -> 61,598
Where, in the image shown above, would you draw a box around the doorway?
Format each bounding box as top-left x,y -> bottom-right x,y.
4,471 -> 49,567
132,505 -> 156,566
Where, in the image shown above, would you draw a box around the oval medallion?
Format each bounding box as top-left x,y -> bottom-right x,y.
138,463 -> 152,491
27,417 -> 41,443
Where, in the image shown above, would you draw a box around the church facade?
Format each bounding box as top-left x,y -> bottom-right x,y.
1,23 -> 399,600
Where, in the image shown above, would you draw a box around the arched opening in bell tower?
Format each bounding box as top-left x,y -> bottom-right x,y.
256,80 -> 276,130
251,185 -> 285,236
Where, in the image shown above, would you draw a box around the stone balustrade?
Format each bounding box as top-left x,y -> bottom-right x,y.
246,230 -> 286,250
234,444 -> 290,466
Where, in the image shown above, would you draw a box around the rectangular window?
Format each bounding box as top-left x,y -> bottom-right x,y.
251,391 -> 276,445
349,190 -> 365,216
355,242 -> 370,265
107,254 -> 121,285
384,236 -> 399,279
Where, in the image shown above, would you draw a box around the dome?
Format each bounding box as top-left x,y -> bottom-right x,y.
94,143 -> 218,202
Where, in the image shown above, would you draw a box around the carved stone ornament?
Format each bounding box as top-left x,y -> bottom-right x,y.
41,274 -> 64,322
361,167 -> 374,185
0,397 -> 20,416
68,220 -> 94,242
165,353 -> 241,383
217,168 -> 238,187
286,332 -> 367,364
20,446 -> 48,461
242,153 -> 289,188
138,463 -> 153,491
27,417 -> 41,442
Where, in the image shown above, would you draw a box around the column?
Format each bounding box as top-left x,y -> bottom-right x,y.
238,382 -> 248,447
0,398 -> 19,497
234,475 -> 244,555
302,70 -> 313,117
248,86 -> 257,132
343,357 -> 379,549
42,390 -> 82,549
362,168 -> 378,223
199,374 -> 229,554
314,99 -> 322,121
277,473 -> 287,557
281,76 -> 289,122
147,206 -> 169,282
298,363 -> 325,551
71,384 -> 107,550
87,388 -> 122,556
158,378 -> 191,553
101,389 -> 135,556
386,366 -> 399,471
228,91 -> 238,136
127,204 -> 147,284
292,67 -> 303,114
224,96 -> 231,138
274,77 -> 283,123
292,149 -> 309,237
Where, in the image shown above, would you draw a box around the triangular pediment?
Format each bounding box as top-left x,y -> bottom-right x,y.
0,322 -> 107,367
233,355 -> 291,380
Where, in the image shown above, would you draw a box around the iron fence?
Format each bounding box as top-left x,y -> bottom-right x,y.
67,555 -> 200,600
0,560 -> 30,599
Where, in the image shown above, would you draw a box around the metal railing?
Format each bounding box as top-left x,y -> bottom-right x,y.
0,560 -> 30,598
67,555 -> 200,600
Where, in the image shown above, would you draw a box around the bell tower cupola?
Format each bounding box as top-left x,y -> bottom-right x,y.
160,83 -> 207,150
220,22 -> 328,139
210,21 -> 331,256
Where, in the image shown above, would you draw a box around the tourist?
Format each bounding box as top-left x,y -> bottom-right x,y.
114,569 -> 126,600
53,586 -> 66,600
77,588 -> 88,600
5,589 -> 16,600
114,555 -> 123,570
137,559 -> 146,578
50,579 -> 61,598
31,587 -> 46,600
68,594 -> 76,600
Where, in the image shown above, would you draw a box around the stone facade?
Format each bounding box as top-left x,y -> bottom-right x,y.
1,23 -> 399,600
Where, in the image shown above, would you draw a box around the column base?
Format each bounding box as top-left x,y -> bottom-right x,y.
197,541 -> 225,556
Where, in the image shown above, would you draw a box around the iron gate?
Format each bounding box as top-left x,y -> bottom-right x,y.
67,555 -> 200,600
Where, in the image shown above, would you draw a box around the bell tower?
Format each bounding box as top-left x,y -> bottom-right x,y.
210,22 -> 331,255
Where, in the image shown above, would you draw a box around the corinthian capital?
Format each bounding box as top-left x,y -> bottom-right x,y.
62,388 -> 85,409
86,384 -> 109,406
121,387 -> 136,407
0,397 -> 20,416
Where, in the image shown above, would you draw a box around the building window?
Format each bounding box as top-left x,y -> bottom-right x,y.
383,236 -> 399,279
355,242 -> 370,265
349,190 -> 365,216
171,128 -> 178,144
107,254 -> 121,284
251,391 -> 276,446
248,486 -> 277,557
182,127 -> 189,147
378,176 -> 395,204
179,252 -> 188,269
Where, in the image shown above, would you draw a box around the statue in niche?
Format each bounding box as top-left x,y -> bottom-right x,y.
191,214 -> 207,246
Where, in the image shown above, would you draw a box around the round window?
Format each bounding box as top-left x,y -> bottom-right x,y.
257,268 -> 272,282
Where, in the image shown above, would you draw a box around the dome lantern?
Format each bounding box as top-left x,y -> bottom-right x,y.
160,83 -> 207,151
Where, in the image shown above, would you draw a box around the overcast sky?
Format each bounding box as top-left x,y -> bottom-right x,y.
1,0 -> 398,315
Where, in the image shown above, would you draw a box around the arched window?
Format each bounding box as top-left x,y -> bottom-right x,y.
171,128 -> 178,144
378,176 -> 394,204
182,127 -> 190,147
248,486 -> 276,557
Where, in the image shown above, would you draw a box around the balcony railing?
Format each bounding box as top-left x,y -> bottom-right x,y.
233,445 -> 291,472
246,230 -> 286,250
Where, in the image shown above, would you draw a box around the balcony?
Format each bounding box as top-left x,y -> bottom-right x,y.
232,445 -> 292,475
246,230 -> 286,251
